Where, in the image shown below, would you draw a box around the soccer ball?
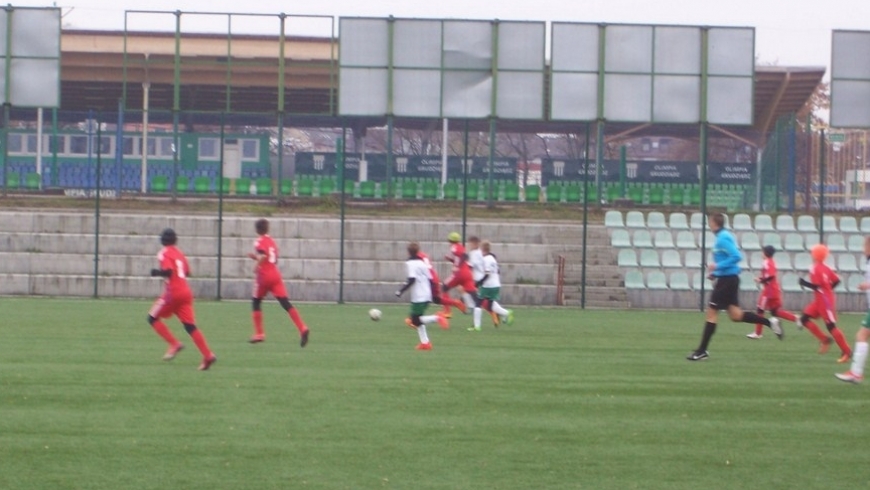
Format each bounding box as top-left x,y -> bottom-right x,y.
368,309 -> 382,321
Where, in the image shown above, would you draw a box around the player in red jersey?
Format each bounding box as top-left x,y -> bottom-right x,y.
439,231 -> 476,317
247,219 -> 310,347
746,246 -> 798,339
147,228 -> 216,371
417,250 -> 448,329
798,244 -> 851,362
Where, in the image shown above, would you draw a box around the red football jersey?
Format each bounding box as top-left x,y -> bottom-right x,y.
759,258 -> 781,298
448,243 -> 471,273
418,251 -> 440,284
157,245 -> 191,297
808,262 -> 839,303
253,235 -> 280,277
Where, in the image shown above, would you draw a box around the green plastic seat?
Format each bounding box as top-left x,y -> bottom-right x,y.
220,177 -> 231,194
194,177 -> 210,193
648,186 -> 664,205
669,186 -> 685,205
464,182 -> 479,201
585,186 -> 598,203
359,181 -> 376,198
151,175 -> 168,193
256,178 -> 272,196
422,181 -> 439,199
504,183 -> 520,201
524,185 -> 540,202
174,176 -> 190,193
280,179 -> 293,195
342,179 -> 355,196
318,178 -> 335,196
297,178 -> 314,197
546,185 -> 562,203
689,187 -> 701,205
401,181 -> 418,199
565,185 -> 581,203
25,172 -> 40,190
443,181 -> 459,200
235,178 -> 251,195
6,171 -> 20,188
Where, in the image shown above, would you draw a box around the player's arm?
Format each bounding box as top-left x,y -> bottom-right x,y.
798,277 -> 819,290
715,238 -> 742,271
248,249 -> 267,263
150,268 -> 171,277
395,277 -> 415,297
757,274 -> 775,284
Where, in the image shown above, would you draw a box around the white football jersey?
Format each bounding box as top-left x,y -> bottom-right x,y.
468,248 -> 485,281
482,254 -> 501,288
865,256 -> 870,305
405,257 -> 433,303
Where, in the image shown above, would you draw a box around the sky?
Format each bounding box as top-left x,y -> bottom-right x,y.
17,0 -> 870,69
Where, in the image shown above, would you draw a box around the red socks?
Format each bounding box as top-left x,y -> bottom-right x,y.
188,328 -> 213,358
151,320 -> 180,346
801,319 -> 830,343
252,311 -> 264,336
288,307 -> 307,333
777,310 -> 797,322
830,327 -> 852,357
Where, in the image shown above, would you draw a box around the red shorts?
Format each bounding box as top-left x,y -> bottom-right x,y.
253,272 -> 288,299
444,269 -> 476,294
804,298 -> 837,323
150,291 -> 195,324
757,294 -> 783,312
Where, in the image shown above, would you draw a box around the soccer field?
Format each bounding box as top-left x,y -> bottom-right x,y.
1,298 -> 867,490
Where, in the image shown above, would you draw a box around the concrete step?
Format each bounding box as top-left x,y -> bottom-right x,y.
564,299 -> 631,309
0,252 -> 558,284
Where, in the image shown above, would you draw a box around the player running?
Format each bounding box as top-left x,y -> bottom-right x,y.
687,212 -> 782,361
396,242 -> 449,350
746,245 -> 798,339
418,249 -> 449,329
247,218 -> 310,347
469,240 -> 514,331
147,228 -> 217,371
440,232 -> 476,317
798,244 -> 851,362
836,236 -> 870,383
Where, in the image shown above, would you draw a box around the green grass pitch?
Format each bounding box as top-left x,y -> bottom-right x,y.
1,298 -> 868,490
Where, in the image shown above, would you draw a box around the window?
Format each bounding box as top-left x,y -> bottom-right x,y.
49,135 -> 64,154
7,134 -> 23,153
241,139 -> 259,161
141,138 -> 157,157
199,138 -> 219,160
26,135 -> 39,153
122,137 -> 137,156
70,135 -> 89,154
160,137 -> 175,157
98,136 -> 112,155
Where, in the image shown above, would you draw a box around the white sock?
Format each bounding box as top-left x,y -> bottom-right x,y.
462,293 -> 476,309
492,301 -> 509,316
420,315 -> 438,325
417,324 -> 430,344
852,341 -> 868,376
473,307 -> 482,328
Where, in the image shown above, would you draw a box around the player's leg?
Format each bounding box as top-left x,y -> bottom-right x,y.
771,306 -> 797,323
250,280 -> 267,343
147,297 -> 183,360
409,302 -> 439,349
440,275 -> 465,316
837,315 -> 870,382
748,296 -> 765,338
822,307 -> 851,362
176,301 -> 216,370
688,304 -> 719,360
469,296 -> 484,332
723,276 -> 782,339
800,302 -> 834,352
273,280 -> 309,347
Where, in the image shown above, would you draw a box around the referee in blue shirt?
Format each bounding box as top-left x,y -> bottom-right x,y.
687,212 -> 784,361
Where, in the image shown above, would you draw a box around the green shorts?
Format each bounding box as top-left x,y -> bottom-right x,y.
863,310 -> 870,328
479,287 -> 500,301
409,302 -> 429,316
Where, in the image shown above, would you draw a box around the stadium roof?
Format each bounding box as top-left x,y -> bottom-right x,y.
56,30 -> 824,143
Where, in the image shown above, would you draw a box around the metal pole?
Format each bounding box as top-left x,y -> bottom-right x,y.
788,116 -> 797,213
698,27 -> 709,311
338,127 -> 346,304
1,104 -> 7,196
441,118 -> 449,196
277,14 -> 286,200
595,121 -> 605,206
805,114 -> 812,213
773,119 -> 781,212
172,11 -> 181,199
820,129 -> 826,243
462,120 -> 469,241
36,108 -> 43,189
217,113 -> 225,300
141,81 -> 150,193
619,144 -> 627,198
386,115 -> 394,200
115,99 -> 124,197
581,123 -> 591,309
487,118 -> 496,207
51,108 -> 58,187
94,112 -> 102,298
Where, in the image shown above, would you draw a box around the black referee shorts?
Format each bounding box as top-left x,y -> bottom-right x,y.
708,274 -> 740,310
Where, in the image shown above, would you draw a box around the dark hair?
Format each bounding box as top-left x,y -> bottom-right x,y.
407,241 -> 420,256
481,240 -> 491,253
160,228 -> 177,246
762,245 -> 776,258
255,219 -> 269,235
709,213 -> 725,228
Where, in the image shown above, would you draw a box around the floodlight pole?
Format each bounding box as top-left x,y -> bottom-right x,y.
338,126 -> 347,304
698,28 -> 710,311
819,129 -> 826,243
94,112 -> 102,299
581,123 -> 591,309
217,113 -> 225,301
171,10 -> 181,199
277,13 -> 287,200
462,120 -> 470,241
788,116 -> 797,213
386,116 -> 394,200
